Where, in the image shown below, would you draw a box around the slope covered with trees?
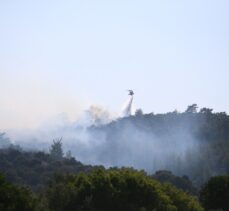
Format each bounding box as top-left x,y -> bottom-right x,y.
0,146 -> 197,195
0,146 -> 97,191
88,105 -> 229,186
1,104 -> 229,189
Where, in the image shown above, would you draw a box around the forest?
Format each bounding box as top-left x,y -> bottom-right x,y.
0,104 -> 229,210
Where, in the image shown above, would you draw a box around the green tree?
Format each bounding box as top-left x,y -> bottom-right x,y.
0,173 -> 38,211
200,175 -> 229,211
151,170 -> 197,195
49,138 -> 64,160
162,183 -> 203,211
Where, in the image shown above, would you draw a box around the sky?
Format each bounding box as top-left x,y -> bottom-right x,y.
0,0 -> 229,129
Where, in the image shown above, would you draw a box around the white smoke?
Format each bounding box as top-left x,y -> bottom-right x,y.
6,105 -> 116,151
78,106 -> 114,127
4,103 -> 202,181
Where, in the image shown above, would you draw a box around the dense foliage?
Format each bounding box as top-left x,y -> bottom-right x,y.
200,175 -> 229,211
0,166 -> 204,211
151,170 -> 197,195
0,142 -> 204,210
0,147 -> 96,191
45,168 -> 203,211
0,147 -> 197,196
0,173 -> 37,211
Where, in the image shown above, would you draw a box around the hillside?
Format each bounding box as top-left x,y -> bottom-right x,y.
86,107 -> 229,186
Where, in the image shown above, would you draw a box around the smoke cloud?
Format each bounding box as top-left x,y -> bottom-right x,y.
5,104 -> 201,181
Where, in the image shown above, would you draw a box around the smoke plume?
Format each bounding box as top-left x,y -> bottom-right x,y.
5,105 -> 202,181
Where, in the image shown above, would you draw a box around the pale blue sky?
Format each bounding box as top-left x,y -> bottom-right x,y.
0,0 -> 229,128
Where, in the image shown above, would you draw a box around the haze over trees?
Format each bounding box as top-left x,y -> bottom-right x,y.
0,132 -> 11,148
85,105 -> 229,187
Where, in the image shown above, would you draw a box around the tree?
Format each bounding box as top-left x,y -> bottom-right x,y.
200,175 -> 229,211
0,173 -> 38,211
185,104 -> 198,113
135,109 -> 143,117
199,107 -> 213,114
49,138 -> 64,160
151,170 -> 197,195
